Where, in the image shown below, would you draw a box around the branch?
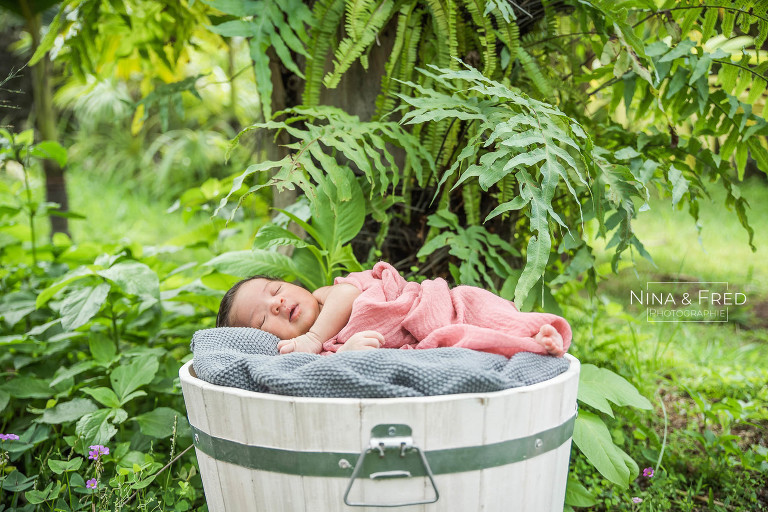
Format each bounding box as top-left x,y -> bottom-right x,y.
714,59 -> 768,82
522,31 -> 597,48
634,6 -> 768,28
587,77 -> 620,97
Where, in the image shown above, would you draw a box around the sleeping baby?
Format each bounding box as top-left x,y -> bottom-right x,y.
216,261 -> 571,357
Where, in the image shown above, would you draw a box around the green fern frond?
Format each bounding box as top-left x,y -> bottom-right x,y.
679,2 -> 702,36
701,7 -> 719,43
374,5 -> 412,117
207,0 -> 312,120
484,0 -> 517,23
323,0 -> 396,88
396,9 -> 426,102
494,14 -> 520,74
303,0 -> 346,106
733,55 -> 752,97
721,3 -> 737,38
757,17 -> 768,48
423,0 -> 458,70
747,76 -> 767,104
499,174 -> 516,219
542,0 -> 559,38
461,0 -> 497,77
462,181 -> 481,225
718,60 -> 740,93
517,47 -> 553,97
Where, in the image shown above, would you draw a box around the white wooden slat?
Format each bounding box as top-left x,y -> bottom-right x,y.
200,380 -> 257,511
240,391 -> 303,511
291,396 -> 363,512
424,394 -> 486,512
179,362 -> 226,512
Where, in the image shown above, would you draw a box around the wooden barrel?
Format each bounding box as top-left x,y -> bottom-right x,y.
179,354 -> 580,512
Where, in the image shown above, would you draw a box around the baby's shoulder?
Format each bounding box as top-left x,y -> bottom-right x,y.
312,285 -> 334,304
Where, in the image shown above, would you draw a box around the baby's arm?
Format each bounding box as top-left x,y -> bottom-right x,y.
337,331 -> 384,352
277,283 -> 360,354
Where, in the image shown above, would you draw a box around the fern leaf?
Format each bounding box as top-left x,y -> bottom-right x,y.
719,61 -> 739,93
494,12 -> 520,68
722,5 -> 736,38
276,0 -> 314,43
461,0 -> 497,77
462,181 -> 481,225
375,5 -> 412,117
393,8 -> 425,108
483,0 -> 517,23
517,47 -> 553,97
747,76 -> 767,105
270,0 -> 311,56
323,0 -> 395,88
514,170 -> 552,306
423,0 -> 457,70
500,173 -> 515,205
756,17 -> 768,48
735,139 -> 749,179
303,0 -> 346,106
680,4 -> 702,37
701,7 -> 719,43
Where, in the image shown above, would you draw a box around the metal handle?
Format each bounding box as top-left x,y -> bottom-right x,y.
370,470 -> 412,479
343,424 -> 440,508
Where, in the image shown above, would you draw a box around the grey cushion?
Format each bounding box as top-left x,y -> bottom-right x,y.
191,327 -> 570,398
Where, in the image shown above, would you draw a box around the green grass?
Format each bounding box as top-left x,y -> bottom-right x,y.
568,177 -> 768,511
65,167 -> 265,260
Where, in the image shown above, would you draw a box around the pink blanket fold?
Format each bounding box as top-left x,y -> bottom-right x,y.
321,262 -> 572,357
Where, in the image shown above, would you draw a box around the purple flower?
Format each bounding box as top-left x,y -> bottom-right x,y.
88,445 -> 109,460
0,433 -> 20,441
632,497 -> 643,504
643,467 -> 654,478
86,478 -> 98,489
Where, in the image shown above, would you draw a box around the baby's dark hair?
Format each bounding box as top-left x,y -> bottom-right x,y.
216,275 -> 280,327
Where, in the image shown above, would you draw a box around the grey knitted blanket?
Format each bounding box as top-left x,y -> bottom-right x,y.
191,327 -> 570,398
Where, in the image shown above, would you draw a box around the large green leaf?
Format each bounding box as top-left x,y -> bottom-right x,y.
578,364 -> 653,418
310,167 -> 365,248
60,283 -> 111,331
81,387 -> 121,409
1,376 -> 52,399
35,267 -> 93,308
76,409 -> 118,447
48,457 -> 83,475
89,332 -> 117,365
133,407 -> 188,439
97,261 -> 159,299
109,356 -> 159,404
565,477 -> 597,508
204,249 -> 302,281
573,410 -> 636,488
37,398 -> 98,425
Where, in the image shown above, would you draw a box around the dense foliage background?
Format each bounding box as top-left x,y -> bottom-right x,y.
1,0 -> 767,510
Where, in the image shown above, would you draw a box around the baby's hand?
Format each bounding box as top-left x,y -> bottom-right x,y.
277,332 -> 323,354
337,331 -> 384,352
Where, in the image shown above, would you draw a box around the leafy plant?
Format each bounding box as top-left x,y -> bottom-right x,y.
0,129 -> 75,264
207,105 -> 432,286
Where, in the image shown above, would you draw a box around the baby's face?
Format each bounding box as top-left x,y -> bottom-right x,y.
228,278 -> 320,339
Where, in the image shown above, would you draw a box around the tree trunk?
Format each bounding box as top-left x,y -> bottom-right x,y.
24,7 -> 70,238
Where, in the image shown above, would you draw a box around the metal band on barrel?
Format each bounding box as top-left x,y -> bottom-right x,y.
189,413 -> 576,478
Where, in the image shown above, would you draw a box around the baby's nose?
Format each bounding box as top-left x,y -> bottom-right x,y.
271,296 -> 284,314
